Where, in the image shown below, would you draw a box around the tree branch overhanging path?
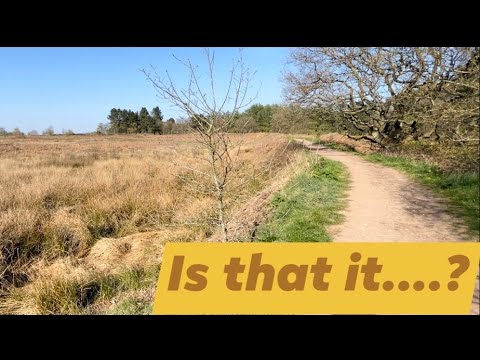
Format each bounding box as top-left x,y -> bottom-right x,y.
285,47 -> 479,147
142,48 -> 258,242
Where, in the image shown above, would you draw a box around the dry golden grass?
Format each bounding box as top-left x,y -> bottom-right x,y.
0,133 -> 297,314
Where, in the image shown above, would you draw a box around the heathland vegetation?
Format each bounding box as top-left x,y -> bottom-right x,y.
0,134 -> 299,313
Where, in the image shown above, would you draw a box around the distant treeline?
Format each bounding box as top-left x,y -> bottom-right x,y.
95,103 -> 341,136
96,107 -> 176,135
0,104 -> 341,138
0,126 -> 71,137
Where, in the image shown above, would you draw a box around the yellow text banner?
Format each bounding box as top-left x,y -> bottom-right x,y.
153,242 -> 480,314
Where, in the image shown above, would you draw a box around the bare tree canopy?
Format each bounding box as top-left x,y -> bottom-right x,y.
284,47 -> 479,147
142,49 -> 257,241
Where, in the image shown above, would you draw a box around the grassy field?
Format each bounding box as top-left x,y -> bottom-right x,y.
256,153 -> 349,243
0,133 -> 297,314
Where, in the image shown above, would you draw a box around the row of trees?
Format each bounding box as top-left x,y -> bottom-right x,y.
6,102 -> 302,138
97,103 -> 327,136
2,103 -> 334,139
141,103 -> 341,135
97,107 -> 177,135
230,103 -> 341,134
0,126 -> 66,136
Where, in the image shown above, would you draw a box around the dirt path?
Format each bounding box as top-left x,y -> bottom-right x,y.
297,139 -> 479,315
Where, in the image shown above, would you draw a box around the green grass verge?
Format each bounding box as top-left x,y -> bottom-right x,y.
255,153 -> 349,242
365,153 -> 479,235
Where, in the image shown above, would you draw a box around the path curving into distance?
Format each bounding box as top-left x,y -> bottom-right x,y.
297,139 -> 479,315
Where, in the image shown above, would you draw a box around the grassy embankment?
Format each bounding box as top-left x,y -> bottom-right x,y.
255,152 -> 349,242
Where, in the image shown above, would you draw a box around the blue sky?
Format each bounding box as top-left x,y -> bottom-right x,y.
0,47 -> 291,133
